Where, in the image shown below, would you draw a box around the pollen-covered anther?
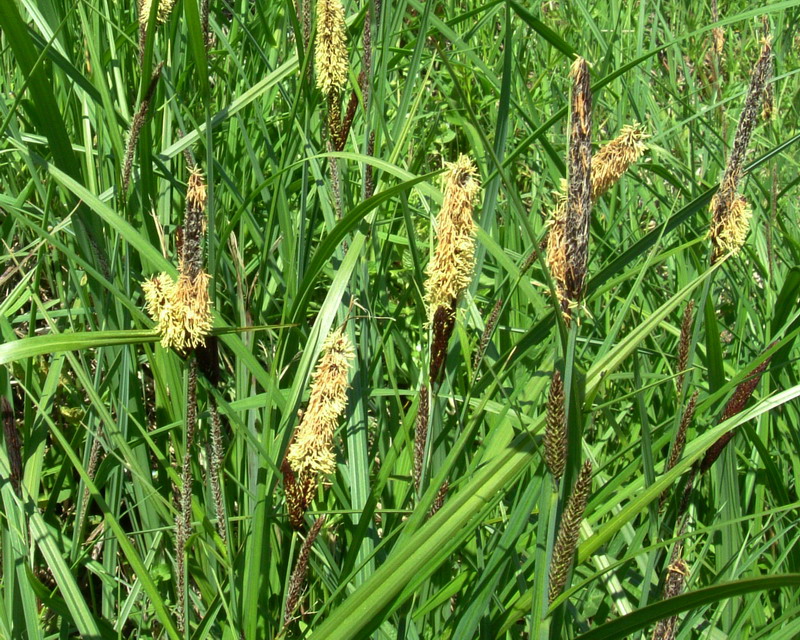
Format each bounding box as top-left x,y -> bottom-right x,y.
424,155 -> 481,319
591,124 -> 648,200
315,0 -> 349,95
287,329 -> 355,488
709,195 -> 751,260
142,270 -> 212,352
138,0 -> 176,27
187,168 -> 208,221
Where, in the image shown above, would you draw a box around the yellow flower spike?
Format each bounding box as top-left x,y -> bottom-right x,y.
424,155 -> 481,320
315,0 -> 349,95
138,0 -> 176,27
287,329 -> 355,482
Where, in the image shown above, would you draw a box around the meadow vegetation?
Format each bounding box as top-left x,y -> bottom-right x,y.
1,0 -> 799,638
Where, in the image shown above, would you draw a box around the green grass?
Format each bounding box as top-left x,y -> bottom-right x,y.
1,0 -> 800,638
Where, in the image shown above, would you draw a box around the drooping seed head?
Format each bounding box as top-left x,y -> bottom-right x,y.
315,0 -> 348,95
424,155 -> 480,319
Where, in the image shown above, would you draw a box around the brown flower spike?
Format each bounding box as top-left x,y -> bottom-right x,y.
544,370 -> 567,482
549,459 -> 592,604
546,124 -> 646,308
562,58 -> 593,310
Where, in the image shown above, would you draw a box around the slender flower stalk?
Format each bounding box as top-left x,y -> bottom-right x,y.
709,38 -> 772,263
549,460 -> 592,603
121,63 -> 164,204
285,329 -> 355,525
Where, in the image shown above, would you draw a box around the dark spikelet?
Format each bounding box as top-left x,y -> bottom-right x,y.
183,168 -> 208,280
338,86 -> 360,151
327,91 -> 342,150
472,298 -> 503,372
80,425 -> 105,532
563,57 -> 593,311
720,355 -> 771,423
362,3 -> 372,100
414,385 -> 430,492
520,248 -> 537,276
302,0 -> 311,48
651,552 -> 689,640
365,131 -> 376,199
676,301 -> 695,396
429,303 -> 457,386
176,359 -> 199,633
544,370 -> 567,482
668,391 -> 697,476
1,397 -> 21,497
676,468 -> 696,518
700,354 -> 771,474
283,454 -> 311,530
710,38 -> 772,263
209,398 -> 227,544
660,390 -> 698,509
201,0 -> 210,49
428,480 -> 449,518
328,143 -> 344,220
699,431 -> 736,474
196,335 -> 220,388
710,0 -> 723,55
762,73 -> 774,122
284,516 -> 325,627
549,460 -> 592,604
121,62 -> 164,204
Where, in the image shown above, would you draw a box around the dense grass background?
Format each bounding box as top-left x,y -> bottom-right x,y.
1,0 -> 800,638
